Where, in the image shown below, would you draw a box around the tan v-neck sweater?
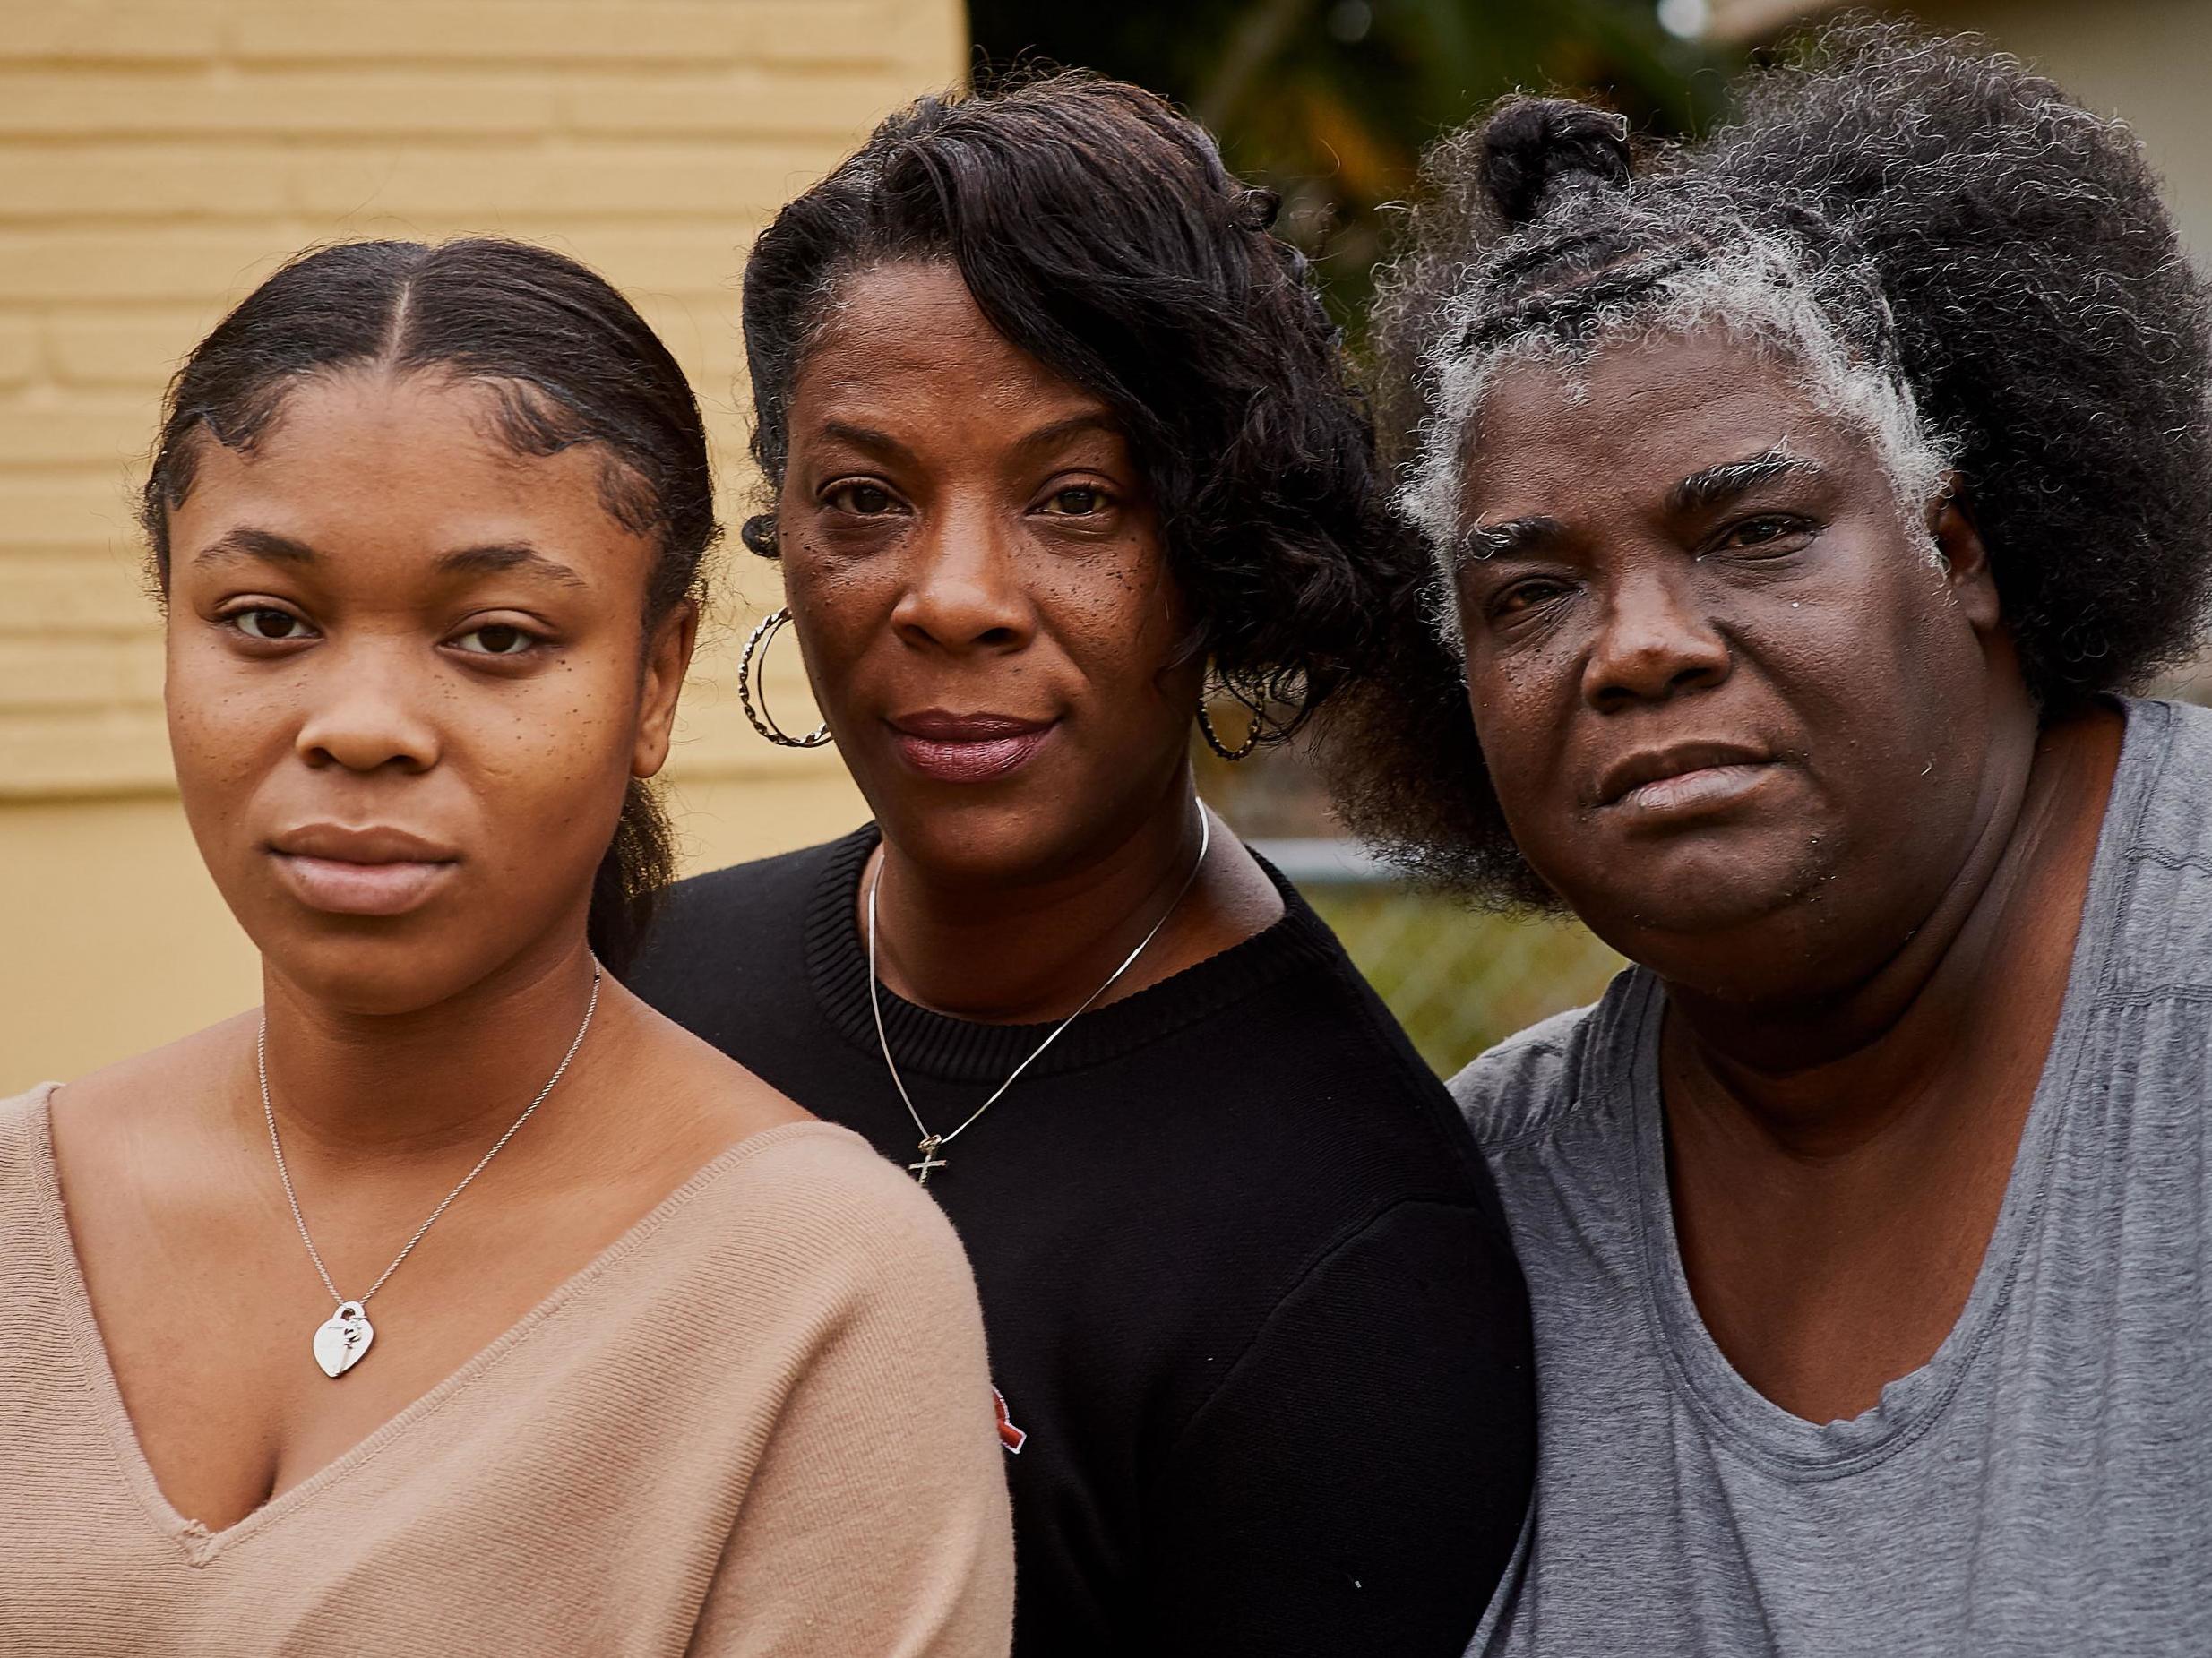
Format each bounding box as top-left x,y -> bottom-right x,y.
0,1085 -> 1013,1656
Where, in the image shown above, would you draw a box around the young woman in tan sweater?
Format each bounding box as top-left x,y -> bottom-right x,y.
0,238 -> 1012,1656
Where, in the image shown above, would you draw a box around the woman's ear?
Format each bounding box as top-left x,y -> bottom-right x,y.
1930,479 -> 2001,633
633,598 -> 700,780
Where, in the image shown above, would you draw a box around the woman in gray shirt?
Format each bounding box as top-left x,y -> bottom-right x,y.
1327,20 -> 2212,1655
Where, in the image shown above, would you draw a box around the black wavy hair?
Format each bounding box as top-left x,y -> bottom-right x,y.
1327,18 -> 2212,904
738,69 -> 1396,734
142,238 -> 719,970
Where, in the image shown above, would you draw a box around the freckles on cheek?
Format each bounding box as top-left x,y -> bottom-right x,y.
1073,553 -> 1180,672
168,653 -> 287,809
787,560 -> 882,681
486,661 -> 634,852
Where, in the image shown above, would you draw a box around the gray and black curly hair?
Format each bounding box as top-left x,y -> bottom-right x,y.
1325,17 -> 2212,904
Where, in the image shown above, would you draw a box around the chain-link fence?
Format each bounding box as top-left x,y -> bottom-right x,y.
1258,840 -> 1625,1079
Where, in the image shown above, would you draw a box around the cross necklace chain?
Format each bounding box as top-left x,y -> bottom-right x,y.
258,966 -> 602,1379
866,808 -> 1212,1184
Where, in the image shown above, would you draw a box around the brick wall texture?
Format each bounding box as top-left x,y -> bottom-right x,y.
0,0 -> 963,801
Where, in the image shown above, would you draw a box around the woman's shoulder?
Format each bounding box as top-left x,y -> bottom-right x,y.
1449,968 -> 1647,1152
29,1015 -> 251,1162
2,1020 -> 245,1255
627,828 -> 871,1024
646,829 -> 868,942
1212,881 -> 1479,1132
591,1121 -> 994,1436
676,1117 -> 943,1233
0,1078 -> 56,1124
0,1079 -> 57,1183
627,1120 -> 981,1327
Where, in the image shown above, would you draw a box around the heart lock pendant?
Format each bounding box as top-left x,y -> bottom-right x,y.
312,1300 -> 375,1379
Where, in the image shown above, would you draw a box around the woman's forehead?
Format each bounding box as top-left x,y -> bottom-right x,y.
168,375 -> 649,580
200,371 -> 570,487
796,262 -> 1109,429
1459,331 -> 1881,523
788,278 -> 1127,472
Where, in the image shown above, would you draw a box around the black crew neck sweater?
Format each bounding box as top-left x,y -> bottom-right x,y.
630,828 -> 1536,1657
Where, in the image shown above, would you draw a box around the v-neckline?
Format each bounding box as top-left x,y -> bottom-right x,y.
24,1082 -> 831,1566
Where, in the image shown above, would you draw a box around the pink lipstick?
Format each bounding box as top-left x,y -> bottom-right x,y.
887,710 -> 1056,785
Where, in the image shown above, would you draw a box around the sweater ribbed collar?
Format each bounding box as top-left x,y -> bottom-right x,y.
804,825 -> 1341,1086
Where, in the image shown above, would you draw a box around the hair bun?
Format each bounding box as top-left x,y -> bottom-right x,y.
1234,185 -> 1282,231
1480,98 -> 1632,227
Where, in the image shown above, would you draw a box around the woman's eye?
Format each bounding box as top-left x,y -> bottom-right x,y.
825,482 -> 899,516
1717,515 -> 1812,553
228,607 -> 311,641
1040,485 -> 1108,516
452,624 -> 537,657
1493,579 -> 1571,617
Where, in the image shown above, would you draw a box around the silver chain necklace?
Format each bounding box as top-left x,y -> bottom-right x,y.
258,966 -> 602,1379
867,807 -> 1210,1184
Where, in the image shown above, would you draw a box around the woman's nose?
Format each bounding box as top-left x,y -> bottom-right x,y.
293,643 -> 442,773
890,507 -> 1037,656
1580,564 -> 1731,709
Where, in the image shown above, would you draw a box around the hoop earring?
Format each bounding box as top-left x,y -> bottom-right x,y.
1197,684 -> 1264,762
737,607 -> 832,748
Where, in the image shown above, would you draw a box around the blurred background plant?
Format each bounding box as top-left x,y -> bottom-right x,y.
971,0 -> 1739,332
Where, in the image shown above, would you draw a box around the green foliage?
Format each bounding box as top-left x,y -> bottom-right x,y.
1301,883 -> 1625,1074
968,0 -> 1736,327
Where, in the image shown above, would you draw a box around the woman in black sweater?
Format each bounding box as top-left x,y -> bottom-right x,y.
630,73 -> 1534,1656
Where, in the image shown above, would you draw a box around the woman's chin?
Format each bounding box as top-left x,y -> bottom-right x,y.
874,805 -> 1110,897
245,923 -> 497,1018
1553,844 -> 1840,966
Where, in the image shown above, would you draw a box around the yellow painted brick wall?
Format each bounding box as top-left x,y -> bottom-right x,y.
0,0 -> 964,1086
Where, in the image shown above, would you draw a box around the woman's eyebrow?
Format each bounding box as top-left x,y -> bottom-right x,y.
1668,447 -> 1821,513
435,544 -> 589,589
1009,411 -> 1120,460
817,419 -> 913,463
191,526 -> 317,570
1457,516 -> 1567,566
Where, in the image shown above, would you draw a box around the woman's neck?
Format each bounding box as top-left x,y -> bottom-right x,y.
254,932 -> 611,1162
865,776 -> 1280,1026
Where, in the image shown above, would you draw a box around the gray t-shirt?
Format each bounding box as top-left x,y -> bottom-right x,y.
1452,696 -> 2212,1656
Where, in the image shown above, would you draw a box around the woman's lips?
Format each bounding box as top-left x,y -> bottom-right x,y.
1596,740 -> 1777,821
887,713 -> 1056,785
1614,761 -> 1774,817
269,852 -> 458,917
